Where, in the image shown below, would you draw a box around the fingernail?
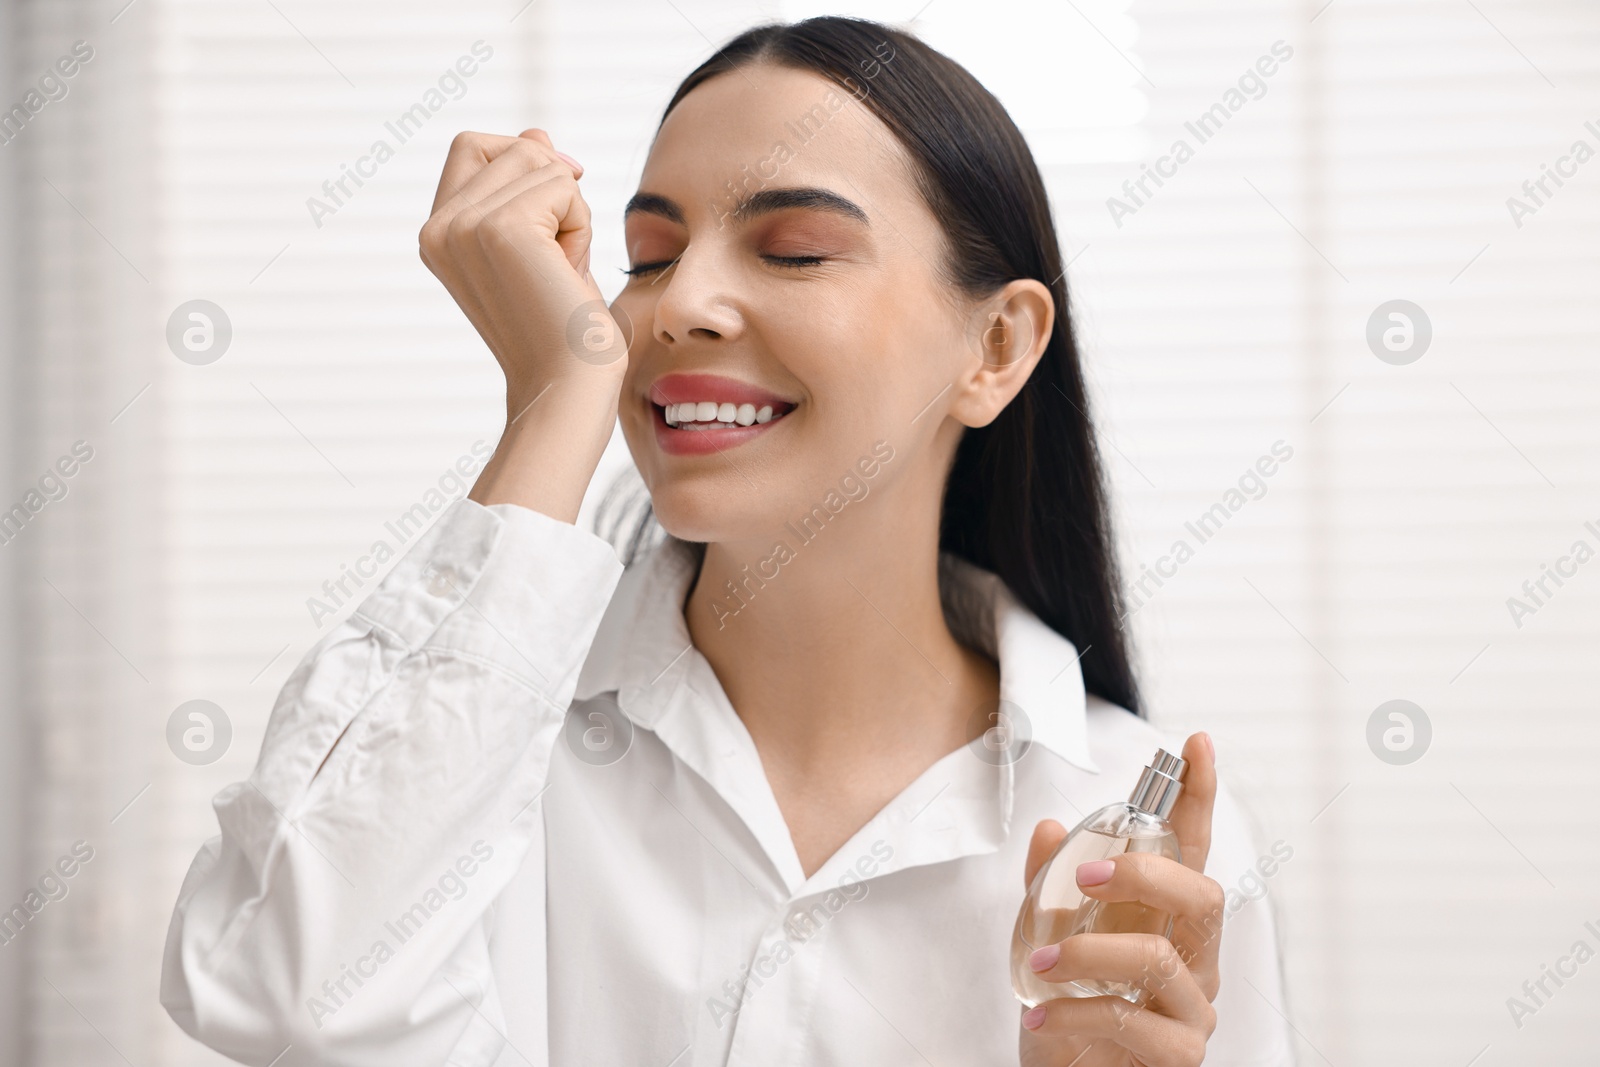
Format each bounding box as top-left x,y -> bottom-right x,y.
555,149 -> 582,173
1077,859 -> 1115,886
1202,731 -> 1215,762
1028,944 -> 1060,973
1021,1006 -> 1047,1030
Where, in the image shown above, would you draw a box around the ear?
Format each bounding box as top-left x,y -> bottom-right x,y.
948,278 -> 1054,429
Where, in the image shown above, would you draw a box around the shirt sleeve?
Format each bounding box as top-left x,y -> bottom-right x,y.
1203,777 -> 1298,1067
160,497 -> 625,1067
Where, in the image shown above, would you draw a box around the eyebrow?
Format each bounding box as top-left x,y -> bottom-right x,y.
623,186 -> 870,227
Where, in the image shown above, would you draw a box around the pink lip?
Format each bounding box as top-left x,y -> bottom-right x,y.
646,372 -> 797,457
647,373 -> 794,409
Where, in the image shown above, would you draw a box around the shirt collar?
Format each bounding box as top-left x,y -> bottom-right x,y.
573,534 -> 1103,895
577,536 -> 1101,773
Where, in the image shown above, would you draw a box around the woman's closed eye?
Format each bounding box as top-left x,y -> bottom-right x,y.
621,253 -> 826,278
762,253 -> 826,269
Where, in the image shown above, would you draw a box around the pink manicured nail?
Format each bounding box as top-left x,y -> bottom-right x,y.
1202,731 -> 1215,762
1028,944 -> 1060,972
1077,859 -> 1115,886
555,149 -> 583,173
1021,1006 -> 1047,1030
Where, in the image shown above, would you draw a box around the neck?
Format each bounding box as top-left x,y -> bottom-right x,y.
684,456 -> 997,774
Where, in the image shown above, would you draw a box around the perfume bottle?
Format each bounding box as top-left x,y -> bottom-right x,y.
1011,748 -> 1187,1008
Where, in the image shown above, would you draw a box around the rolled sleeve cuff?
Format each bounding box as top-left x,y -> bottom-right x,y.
351,496 -> 505,651
354,496 -> 627,692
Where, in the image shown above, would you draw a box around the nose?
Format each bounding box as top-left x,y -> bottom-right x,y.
648,246 -> 743,348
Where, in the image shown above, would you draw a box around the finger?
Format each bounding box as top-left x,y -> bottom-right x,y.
474,164 -> 597,282
518,128 -> 583,179
428,129 -> 578,220
469,161 -> 581,230
430,130 -> 526,216
1024,819 -> 1068,889
1021,996 -> 1212,1067
1074,852 -> 1226,981
1022,932 -> 1213,1026
437,138 -> 562,222
1168,732 -> 1216,874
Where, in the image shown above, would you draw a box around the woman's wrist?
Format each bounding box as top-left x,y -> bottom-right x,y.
470,366 -> 625,522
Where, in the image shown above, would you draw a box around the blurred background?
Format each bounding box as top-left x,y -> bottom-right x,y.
2,0 -> 1597,1063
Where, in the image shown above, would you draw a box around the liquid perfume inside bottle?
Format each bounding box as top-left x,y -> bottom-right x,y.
1011,748 -> 1186,1008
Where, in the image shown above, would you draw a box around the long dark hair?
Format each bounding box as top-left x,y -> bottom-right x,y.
612,15 -> 1140,715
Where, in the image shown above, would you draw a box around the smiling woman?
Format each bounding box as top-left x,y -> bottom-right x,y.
159,14 -> 1291,1067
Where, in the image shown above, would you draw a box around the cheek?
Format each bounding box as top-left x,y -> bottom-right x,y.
811,319 -> 953,435
772,291 -> 923,418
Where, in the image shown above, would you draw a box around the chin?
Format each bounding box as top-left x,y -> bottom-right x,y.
620,410 -> 796,546
641,478 -> 786,547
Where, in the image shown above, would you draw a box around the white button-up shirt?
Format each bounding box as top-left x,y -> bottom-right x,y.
161,497 -> 1296,1066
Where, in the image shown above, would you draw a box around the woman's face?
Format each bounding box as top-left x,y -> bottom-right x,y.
614,62 -> 1006,546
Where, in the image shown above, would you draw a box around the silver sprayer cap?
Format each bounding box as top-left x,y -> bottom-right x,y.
1127,748 -> 1187,819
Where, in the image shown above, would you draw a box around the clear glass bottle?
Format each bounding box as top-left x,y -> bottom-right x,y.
1011,748 -> 1186,1008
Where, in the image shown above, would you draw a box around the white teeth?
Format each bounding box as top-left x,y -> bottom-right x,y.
661,399 -> 787,428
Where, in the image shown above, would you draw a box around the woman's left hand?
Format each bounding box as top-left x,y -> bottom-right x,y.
1017,731 -> 1225,1067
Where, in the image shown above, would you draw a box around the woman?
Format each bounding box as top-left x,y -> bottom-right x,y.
161,16 -> 1292,1067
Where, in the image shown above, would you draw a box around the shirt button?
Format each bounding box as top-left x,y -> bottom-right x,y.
785,908 -> 815,942
425,565 -> 458,596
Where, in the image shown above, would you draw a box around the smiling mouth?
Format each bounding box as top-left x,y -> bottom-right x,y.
657,400 -> 795,430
